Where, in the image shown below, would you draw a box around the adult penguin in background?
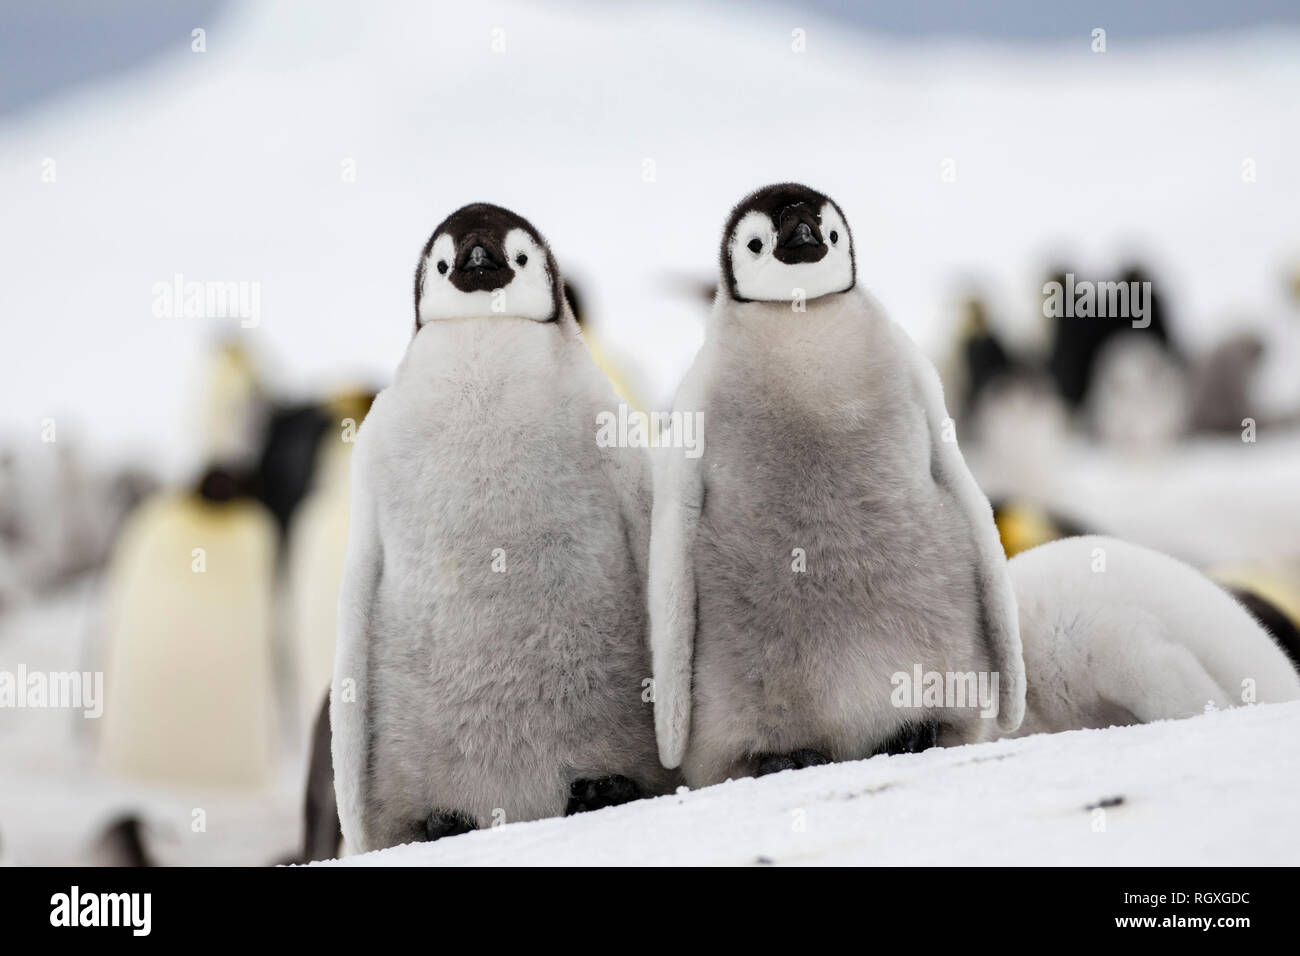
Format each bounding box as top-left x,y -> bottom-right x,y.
1087,334 -> 1190,448
1044,267 -> 1101,408
1007,536 -> 1300,738
252,402 -> 331,541
649,183 -> 1024,787
1230,588 -> 1300,674
331,203 -> 675,853
1044,262 -> 1178,412
285,388 -> 374,733
1117,263 -> 1175,345
99,467 -> 277,788
198,340 -> 268,475
955,294 -> 1016,418
1210,560 -> 1300,674
199,336 -> 341,547
990,498 -> 1091,559
1187,331 -> 1265,434
948,291 -> 1071,494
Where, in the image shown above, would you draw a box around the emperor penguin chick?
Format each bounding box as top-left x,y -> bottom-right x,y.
332,203 -> 675,853
1007,536 -> 1300,738
649,183 -> 1025,787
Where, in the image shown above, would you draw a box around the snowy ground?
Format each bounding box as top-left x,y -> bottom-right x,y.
325,701 -> 1300,867
0,580 -> 303,867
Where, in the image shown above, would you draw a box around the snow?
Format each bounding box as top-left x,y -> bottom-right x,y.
0,580 -> 302,866
324,701 -> 1300,866
2,1 -> 1299,478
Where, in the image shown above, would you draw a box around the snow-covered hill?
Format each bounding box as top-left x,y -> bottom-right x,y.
3,0 -> 1300,478
323,700 -> 1300,866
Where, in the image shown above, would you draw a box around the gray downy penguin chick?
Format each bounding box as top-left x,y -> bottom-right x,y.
332,203 -> 676,854
649,183 -> 1025,787
1007,535 -> 1300,737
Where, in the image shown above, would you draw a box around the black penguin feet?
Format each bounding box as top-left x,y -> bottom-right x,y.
566,775 -> 643,814
757,753 -> 797,775
424,809 -> 478,842
755,748 -> 831,776
874,721 -> 940,757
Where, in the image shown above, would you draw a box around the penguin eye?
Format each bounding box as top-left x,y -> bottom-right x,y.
515,253 -> 528,267
436,260 -> 448,275
747,238 -> 763,255
829,231 -> 839,245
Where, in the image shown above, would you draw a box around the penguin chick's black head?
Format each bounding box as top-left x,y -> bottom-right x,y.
413,203 -> 564,330
720,182 -> 855,304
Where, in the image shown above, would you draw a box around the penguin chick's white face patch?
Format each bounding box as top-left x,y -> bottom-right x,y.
721,184 -> 855,304
414,203 -> 562,328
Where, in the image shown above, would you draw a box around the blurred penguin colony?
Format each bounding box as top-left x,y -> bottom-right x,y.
1,336 -> 375,793
1,254 -> 1299,862
953,263 -> 1292,457
945,258 -> 1300,667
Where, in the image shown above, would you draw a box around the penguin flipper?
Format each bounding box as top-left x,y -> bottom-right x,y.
896,325 -> 1026,734
647,397 -> 705,770
331,419 -> 385,854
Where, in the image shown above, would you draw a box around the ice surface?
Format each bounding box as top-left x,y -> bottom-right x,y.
324,700 -> 1300,866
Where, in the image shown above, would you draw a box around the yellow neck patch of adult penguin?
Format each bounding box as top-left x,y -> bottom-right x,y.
414,203 -> 564,329
720,183 -> 855,304
994,503 -> 1064,558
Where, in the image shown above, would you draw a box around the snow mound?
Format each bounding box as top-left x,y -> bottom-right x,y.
324,701 -> 1300,866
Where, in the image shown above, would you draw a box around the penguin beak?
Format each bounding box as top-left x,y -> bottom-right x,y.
450,235 -> 513,293
785,222 -> 819,248
773,207 -> 827,264
457,241 -> 504,273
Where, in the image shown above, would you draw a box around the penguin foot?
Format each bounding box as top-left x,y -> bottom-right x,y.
566,775 -> 643,814
755,748 -> 831,776
424,810 -> 477,842
873,721 -> 940,757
